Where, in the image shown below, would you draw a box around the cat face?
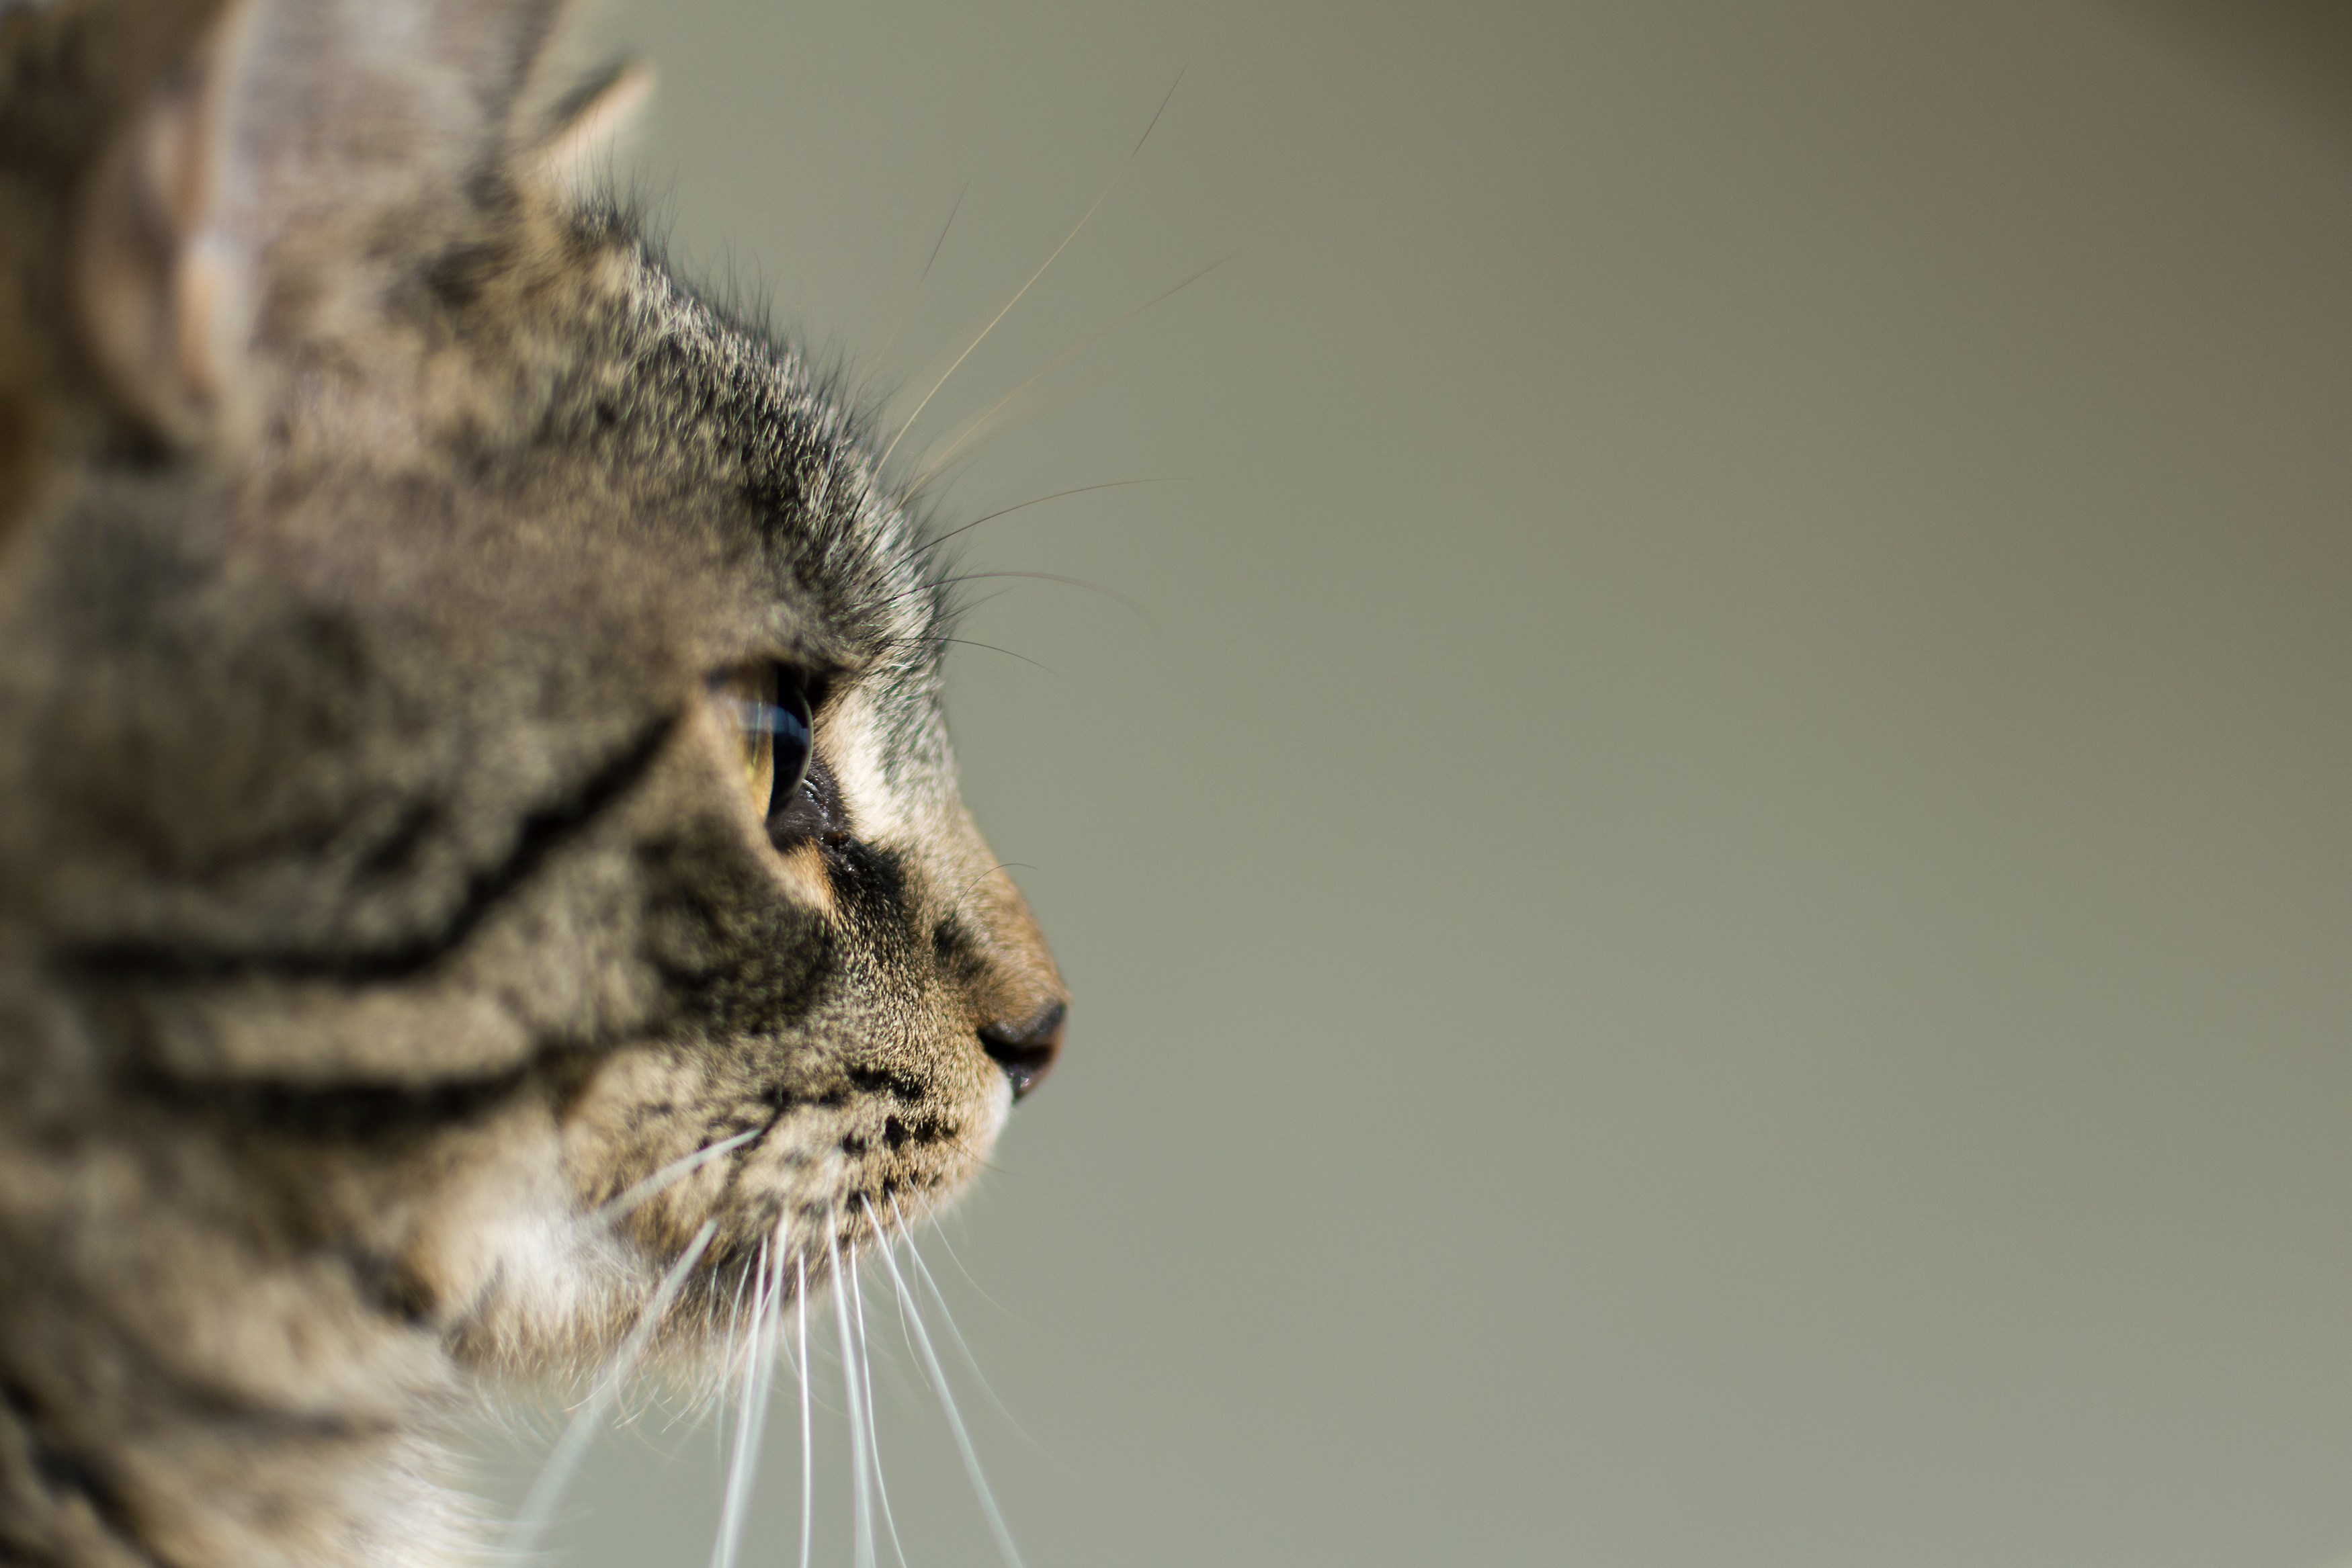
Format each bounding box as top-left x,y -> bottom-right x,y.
0,0 -> 1062,1415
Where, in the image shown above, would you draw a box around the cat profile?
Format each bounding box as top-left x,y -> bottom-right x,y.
0,1 -> 1066,1563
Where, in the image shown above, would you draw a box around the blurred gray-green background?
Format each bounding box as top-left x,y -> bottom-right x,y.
475,1 -> 2352,1563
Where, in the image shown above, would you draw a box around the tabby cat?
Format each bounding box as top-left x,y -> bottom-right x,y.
0,1 -> 1068,1563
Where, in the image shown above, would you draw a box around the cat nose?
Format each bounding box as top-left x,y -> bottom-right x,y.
978,1000 -> 1064,1102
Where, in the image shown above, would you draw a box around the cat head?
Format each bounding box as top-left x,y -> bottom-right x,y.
0,0 -> 1064,1370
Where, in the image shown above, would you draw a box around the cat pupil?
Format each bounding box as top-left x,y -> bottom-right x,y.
762,682 -> 814,817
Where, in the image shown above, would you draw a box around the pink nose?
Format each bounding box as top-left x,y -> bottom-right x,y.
978,1000 -> 1064,1102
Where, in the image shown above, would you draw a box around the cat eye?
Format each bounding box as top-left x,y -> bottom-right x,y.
710,664 -> 812,820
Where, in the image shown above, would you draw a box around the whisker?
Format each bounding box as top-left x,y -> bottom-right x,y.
870,179 -> 970,374
919,1215 -> 1013,1317
887,480 -> 1175,578
710,1231 -> 783,1568
909,570 -> 1157,629
505,1219 -> 718,1557
914,636 -> 1056,674
588,1129 -> 761,1230
796,1254 -> 814,1568
931,859 -> 1035,914
830,1225 -> 876,1568
717,1238 -> 757,1387
1131,63 -> 1189,157
708,1237 -> 767,1568
849,1250 -> 912,1568
938,585 -> 1021,623
863,1195 -> 1026,1568
905,255 -> 1232,496
895,1211 -> 1048,1457
895,375 -> 1124,509
875,70 -> 1187,471
709,1252 -> 757,1461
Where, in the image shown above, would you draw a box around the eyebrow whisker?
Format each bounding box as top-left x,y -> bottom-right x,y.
869,178 -> 970,376
905,255 -> 1232,497
875,70 -> 1187,472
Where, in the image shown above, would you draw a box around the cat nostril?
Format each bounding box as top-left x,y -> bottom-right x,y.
977,1000 -> 1064,1104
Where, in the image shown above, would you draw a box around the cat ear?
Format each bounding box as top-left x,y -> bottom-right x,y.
75,0 -> 570,443
75,7 -> 247,444
526,58 -> 655,196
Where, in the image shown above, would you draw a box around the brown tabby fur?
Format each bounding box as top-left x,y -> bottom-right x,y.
0,1 -> 1068,1562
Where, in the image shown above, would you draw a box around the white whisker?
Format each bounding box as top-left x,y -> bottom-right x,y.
864,1196 -> 1026,1568
709,1233 -> 782,1568
796,1254 -> 814,1568
718,1243 -> 757,1384
849,1245 -> 911,1568
589,1129 -> 761,1230
505,1219 -> 718,1557
831,1225 -> 876,1568
919,1213 -> 1012,1316
894,1210 -> 1046,1455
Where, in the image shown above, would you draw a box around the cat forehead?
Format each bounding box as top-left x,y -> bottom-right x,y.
618,255 -> 946,681
472,243 -> 950,700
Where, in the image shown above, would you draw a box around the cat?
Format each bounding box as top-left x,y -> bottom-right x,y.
0,1 -> 1068,1563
